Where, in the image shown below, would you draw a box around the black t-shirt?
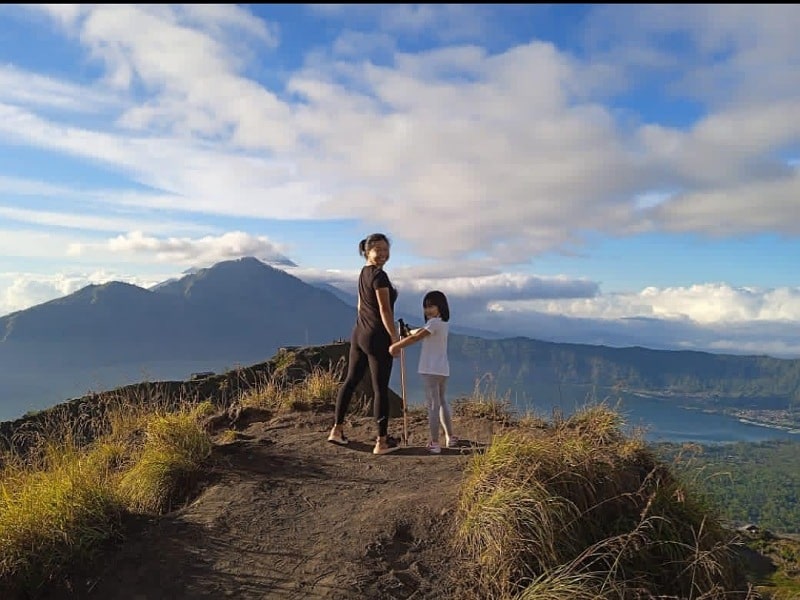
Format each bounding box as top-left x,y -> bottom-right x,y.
356,265 -> 397,335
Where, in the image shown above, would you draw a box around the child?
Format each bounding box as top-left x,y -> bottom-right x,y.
389,291 -> 457,454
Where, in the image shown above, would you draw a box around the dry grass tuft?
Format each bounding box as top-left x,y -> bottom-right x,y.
0,393 -> 213,595
117,409 -> 212,514
239,360 -> 346,413
455,403 -> 754,599
0,438 -> 123,593
453,374 -> 517,425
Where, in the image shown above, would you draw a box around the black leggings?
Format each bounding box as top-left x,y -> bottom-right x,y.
334,329 -> 394,437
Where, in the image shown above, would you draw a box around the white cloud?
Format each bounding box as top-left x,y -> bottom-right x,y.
331,30 -> 396,57
289,265 -> 597,301
635,101 -> 800,196
0,204 -> 213,235
0,175 -> 77,197
288,266 -> 800,357
4,6 -> 643,261
376,4 -> 486,39
0,4 -> 798,267
288,264 -> 602,329
0,102 -> 327,220
68,230 -> 296,267
308,4 -> 489,40
0,64 -> 121,113
649,169 -> 800,236
490,283 -> 800,325
289,42 -> 644,261
63,4 -> 289,148
583,5 -> 800,104
0,269 -> 165,317
398,273 -> 598,302
0,229 -> 78,259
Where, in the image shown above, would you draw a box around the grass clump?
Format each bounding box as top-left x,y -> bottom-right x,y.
291,363 -> 343,410
0,439 -> 123,595
0,398 -> 214,595
456,403 -> 754,600
239,361 -> 344,413
239,376 -> 286,411
117,409 -> 212,514
453,374 -> 517,425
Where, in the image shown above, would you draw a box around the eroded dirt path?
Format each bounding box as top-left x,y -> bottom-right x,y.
60,412 -> 493,600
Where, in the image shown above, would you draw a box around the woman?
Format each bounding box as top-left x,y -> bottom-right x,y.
328,233 -> 400,455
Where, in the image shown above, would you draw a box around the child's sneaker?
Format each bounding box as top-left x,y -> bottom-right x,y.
427,441 -> 442,454
446,435 -> 459,448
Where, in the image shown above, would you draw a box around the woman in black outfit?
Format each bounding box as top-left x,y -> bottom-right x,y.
328,233 -> 400,455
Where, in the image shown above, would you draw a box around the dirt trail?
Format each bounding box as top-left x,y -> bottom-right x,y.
49,411 -> 494,600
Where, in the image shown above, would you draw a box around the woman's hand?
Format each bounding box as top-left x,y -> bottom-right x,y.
375,287 -> 397,341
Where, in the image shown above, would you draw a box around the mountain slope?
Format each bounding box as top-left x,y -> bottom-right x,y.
1,282 -> 189,344
151,257 -> 356,351
0,258 -> 357,420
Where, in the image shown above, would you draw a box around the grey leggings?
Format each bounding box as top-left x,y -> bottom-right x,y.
421,374 -> 454,443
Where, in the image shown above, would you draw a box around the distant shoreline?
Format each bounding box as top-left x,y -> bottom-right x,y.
623,389 -> 800,439
734,417 -> 800,435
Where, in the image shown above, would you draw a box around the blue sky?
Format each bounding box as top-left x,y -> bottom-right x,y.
1,4 -> 800,357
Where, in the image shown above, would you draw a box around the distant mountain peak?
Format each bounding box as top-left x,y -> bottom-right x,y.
148,255 -> 321,305
67,280 -> 149,302
193,256 -> 284,278
182,255 -> 297,276
227,255 -> 297,269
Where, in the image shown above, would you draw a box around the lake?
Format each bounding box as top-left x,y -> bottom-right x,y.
560,392 -> 799,445
397,377 -> 800,445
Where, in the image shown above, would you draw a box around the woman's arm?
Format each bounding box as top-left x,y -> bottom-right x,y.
375,287 -> 399,343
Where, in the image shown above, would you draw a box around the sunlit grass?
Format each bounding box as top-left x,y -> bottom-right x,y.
456,403 -> 753,599
0,438 -> 123,593
117,409 -> 212,514
291,363 -> 344,410
0,397 -> 212,595
239,374 -> 286,411
239,360 -> 345,413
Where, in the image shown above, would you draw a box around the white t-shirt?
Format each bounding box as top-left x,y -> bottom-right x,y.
417,317 -> 449,376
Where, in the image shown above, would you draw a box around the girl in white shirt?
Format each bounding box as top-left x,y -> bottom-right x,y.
389,291 -> 457,454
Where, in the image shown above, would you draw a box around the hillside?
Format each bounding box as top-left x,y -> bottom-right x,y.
2,344 -> 798,599
448,336 -> 800,406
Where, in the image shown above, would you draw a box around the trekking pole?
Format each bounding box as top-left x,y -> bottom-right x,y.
398,319 -> 409,446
